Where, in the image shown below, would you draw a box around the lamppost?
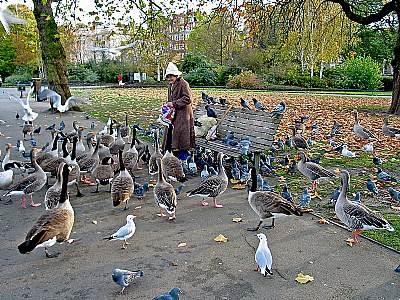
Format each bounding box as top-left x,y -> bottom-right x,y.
156,51 -> 161,82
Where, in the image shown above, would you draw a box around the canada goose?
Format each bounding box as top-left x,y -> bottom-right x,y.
109,124 -> 125,155
148,129 -> 163,175
120,114 -> 131,140
123,127 -> 140,174
154,158 -> 177,220
4,148 -> 46,208
18,163 -> 75,258
44,162 -> 64,210
100,122 -> 115,147
247,167 -> 302,231
111,149 -> 134,210
92,157 -> 114,193
335,170 -> 394,244
161,124 -> 185,182
22,121 -> 34,140
353,109 -> 377,144
187,152 -> 228,208
78,135 -> 100,184
66,136 -> 84,197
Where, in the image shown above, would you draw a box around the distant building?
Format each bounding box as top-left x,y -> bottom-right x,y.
168,12 -> 199,58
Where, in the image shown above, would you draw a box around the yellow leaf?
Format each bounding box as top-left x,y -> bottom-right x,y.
170,261 -> 178,266
230,179 -> 240,184
214,234 -> 228,243
232,184 -> 246,189
92,220 -> 97,224
317,218 -> 327,224
177,242 -> 187,247
295,273 -> 314,284
232,217 -> 243,223
134,206 -> 142,209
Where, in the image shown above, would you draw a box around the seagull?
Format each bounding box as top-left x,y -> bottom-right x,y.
271,101 -> 286,116
38,88 -> 61,111
362,142 -> 374,152
0,8 -> 28,34
152,288 -> 181,300
377,168 -> 398,183
240,97 -> 251,109
104,215 -> 136,249
255,233 -> 273,276
112,269 -> 144,295
366,178 -> 378,195
56,96 -> 79,114
9,89 -> 38,121
388,187 -> 400,202
252,98 -> 265,110
341,145 -> 357,157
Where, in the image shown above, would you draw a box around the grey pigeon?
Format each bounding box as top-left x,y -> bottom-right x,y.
366,178 -> 378,195
112,268 -> 144,294
255,233 -> 273,276
252,98 -> 265,110
153,287 -> 181,300
330,185 -> 341,204
377,168 -> 397,183
281,183 -> 293,203
388,187 -> 400,202
205,105 -> 216,118
271,101 -> 286,116
240,97 -> 251,109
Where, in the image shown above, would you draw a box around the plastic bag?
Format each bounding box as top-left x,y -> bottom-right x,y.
157,103 -> 175,126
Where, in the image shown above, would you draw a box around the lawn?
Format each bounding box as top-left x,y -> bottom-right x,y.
73,86 -> 400,251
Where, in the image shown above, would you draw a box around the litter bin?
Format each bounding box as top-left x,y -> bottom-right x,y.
17,82 -> 26,98
32,78 -> 41,101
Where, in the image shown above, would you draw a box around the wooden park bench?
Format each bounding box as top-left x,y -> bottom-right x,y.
193,102 -> 283,169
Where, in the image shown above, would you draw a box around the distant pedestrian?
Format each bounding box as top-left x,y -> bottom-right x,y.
0,75 -> 2,87
162,62 -> 195,163
118,74 -> 124,86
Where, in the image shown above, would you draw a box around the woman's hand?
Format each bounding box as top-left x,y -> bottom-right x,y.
166,102 -> 173,108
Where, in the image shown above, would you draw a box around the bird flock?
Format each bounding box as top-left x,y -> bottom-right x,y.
2,89 -> 399,297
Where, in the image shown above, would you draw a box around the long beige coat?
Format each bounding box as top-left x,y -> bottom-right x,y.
162,77 -> 195,151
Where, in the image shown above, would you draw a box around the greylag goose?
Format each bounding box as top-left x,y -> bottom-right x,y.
98,142 -> 111,161
154,158 -> 177,220
78,135 -> 100,184
109,124 -> 125,155
187,152 -> 228,208
18,163 -> 75,258
247,167 -> 302,231
111,149 -> 134,210
296,151 -> 336,194
3,148 -> 45,208
100,122 -> 115,147
161,124 -> 185,182
289,126 -> 308,151
123,127 -> 140,174
120,114 -> 131,140
382,116 -> 400,137
148,128 -> 163,175
353,109 -> 377,144
92,157 -> 114,193
335,170 -> 394,244
44,162 -> 64,210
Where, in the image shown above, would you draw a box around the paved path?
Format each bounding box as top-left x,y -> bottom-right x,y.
0,87 -> 398,300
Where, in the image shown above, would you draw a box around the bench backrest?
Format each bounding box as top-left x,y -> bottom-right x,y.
194,102 -> 283,153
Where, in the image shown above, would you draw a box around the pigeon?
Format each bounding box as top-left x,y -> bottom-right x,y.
285,136 -> 292,148
201,165 -> 209,181
30,138 -> 37,147
330,185 -> 341,204
239,137 -> 251,156
307,137 -> 313,147
194,120 -> 202,127
133,182 -> 149,199
201,91 -> 208,103
187,156 -> 198,175
46,123 -> 56,131
230,159 -> 240,180
362,142 -> 374,152
240,97 -> 251,109
90,122 -> 95,129
366,178 -> 378,195
377,168 -> 397,183
208,96 -> 217,104
174,183 -> 185,196
287,160 -> 297,176
205,105 -> 216,118
255,233 -> 273,276
310,127 -> 318,136
59,120 -> 65,131
153,288 -> 181,300
298,188 -> 311,209
16,139 -> 25,153
33,126 -> 41,135
276,139 -> 284,150
373,155 -> 382,166
104,215 -> 136,249
341,145 -> 357,157
388,187 -> 400,202
352,192 -> 361,203
395,265 -> 400,274
15,112 -> 19,119
252,98 -> 265,110
112,268 -> 144,295
85,114 -> 90,119
261,177 -> 274,192
219,97 -> 228,105
208,166 -> 218,177
271,101 -> 286,116
226,139 -> 238,147
281,183 -> 293,203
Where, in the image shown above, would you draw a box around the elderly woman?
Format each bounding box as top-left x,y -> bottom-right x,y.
162,62 -> 195,162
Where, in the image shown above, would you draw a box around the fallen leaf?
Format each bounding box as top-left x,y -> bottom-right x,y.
134,206 -> 142,209
232,217 -> 243,223
230,179 -> 240,184
317,218 -> 327,224
170,261 -> 178,266
295,273 -> 314,284
346,238 -> 354,247
214,234 -> 228,243
391,206 -> 400,211
177,242 -> 187,247
232,184 -> 247,189
278,176 -> 286,182
92,220 -> 97,225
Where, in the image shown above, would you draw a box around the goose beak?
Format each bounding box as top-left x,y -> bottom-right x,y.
295,153 -> 299,160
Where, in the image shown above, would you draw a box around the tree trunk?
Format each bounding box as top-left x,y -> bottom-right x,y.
389,21 -> 400,115
33,0 -> 71,103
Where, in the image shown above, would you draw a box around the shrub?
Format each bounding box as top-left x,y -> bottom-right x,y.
185,67 -> 217,86
68,65 -> 86,81
84,69 -> 100,83
216,65 -> 242,85
180,53 -> 211,73
4,74 -> 33,84
145,76 -> 157,84
281,75 -> 332,88
226,70 -> 260,88
381,76 -> 393,91
329,56 -> 383,90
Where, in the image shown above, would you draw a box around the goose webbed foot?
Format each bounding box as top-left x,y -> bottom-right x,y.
201,199 -> 209,206
4,199 -> 13,205
247,220 -> 263,231
45,248 -> 59,258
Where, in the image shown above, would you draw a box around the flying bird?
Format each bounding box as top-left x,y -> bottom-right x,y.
112,268 -> 144,295
9,89 -> 38,121
0,8 -> 28,34
104,215 -> 136,249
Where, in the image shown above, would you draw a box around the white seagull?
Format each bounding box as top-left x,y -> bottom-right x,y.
255,233 -> 273,276
0,8 -> 28,34
9,87 -> 38,121
341,145 -> 357,157
104,215 -> 136,249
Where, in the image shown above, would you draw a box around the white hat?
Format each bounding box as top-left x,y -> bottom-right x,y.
165,62 -> 182,77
